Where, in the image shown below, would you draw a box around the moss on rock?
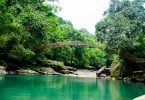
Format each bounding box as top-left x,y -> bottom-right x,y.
110,57 -> 123,78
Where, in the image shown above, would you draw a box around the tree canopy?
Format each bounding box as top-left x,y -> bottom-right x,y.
0,0 -> 106,69
96,0 -> 145,51
95,0 -> 145,77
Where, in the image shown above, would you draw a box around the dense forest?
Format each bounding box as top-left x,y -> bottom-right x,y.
96,0 -> 145,81
0,0 -> 145,81
0,0 -> 106,71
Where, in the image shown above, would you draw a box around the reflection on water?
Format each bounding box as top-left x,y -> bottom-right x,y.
0,75 -> 145,100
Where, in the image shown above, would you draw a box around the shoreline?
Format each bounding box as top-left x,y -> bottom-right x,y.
0,68 -> 115,81
64,69 -> 97,78
0,66 -> 145,83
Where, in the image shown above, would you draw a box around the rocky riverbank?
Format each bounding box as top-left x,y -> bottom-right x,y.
0,65 -> 105,78
0,65 -> 77,75
0,65 -> 145,83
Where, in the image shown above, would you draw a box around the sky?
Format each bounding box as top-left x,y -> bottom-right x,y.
58,0 -> 111,34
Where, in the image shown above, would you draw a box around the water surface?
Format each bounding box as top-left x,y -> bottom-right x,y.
0,75 -> 145,100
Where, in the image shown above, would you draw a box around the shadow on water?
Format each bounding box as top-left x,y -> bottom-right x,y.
0,75 -> 145,100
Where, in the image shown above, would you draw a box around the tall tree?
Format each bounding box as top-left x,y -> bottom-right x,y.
96,0 -> 145,51
95,0 -> 145,77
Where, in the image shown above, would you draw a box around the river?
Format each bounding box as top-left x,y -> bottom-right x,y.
0,75 -> 145,100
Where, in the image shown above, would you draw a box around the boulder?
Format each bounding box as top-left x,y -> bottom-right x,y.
131,71 -> 145,82
106,76 -> 111,79
38,67 -> 60,75
64,66 -> 77,71
0,70 -> 7,74
110,57 -> 123,78
0,66 -> 7,74
16,69 -> 38,74
52,66 -> 77,74
134,95 -> 145,100
100,74 -> 107,77
0,66 -> 5,70
60,69 -> 74,74
123,77 -> 132,81
96,66 -> 110,77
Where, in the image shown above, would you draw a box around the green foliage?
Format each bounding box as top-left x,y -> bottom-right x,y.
0,0 -> 105,70
110,56 -> 132,78
96,0 -> 145,78
110,57 -> 123,78
47,28 -> 106,68
88,48 -> 105,67
8,45 -> 35,61
96,0 -> 145,51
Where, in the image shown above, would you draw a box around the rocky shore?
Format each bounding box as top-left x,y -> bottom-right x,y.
0,65 -> 145,83
0,65 -> 77,75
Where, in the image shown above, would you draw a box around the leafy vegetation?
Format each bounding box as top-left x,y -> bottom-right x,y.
0,0 -> 106,70
96,0 -> 145,78
1,0 -> 144,80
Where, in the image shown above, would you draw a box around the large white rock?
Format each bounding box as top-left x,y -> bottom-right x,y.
134,95 -> 145,100
0,66 -> 6,74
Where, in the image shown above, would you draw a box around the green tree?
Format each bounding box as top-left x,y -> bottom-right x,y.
96,0 -> 145,77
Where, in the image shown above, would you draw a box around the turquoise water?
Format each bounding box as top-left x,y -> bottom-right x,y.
0,75 -> 145,100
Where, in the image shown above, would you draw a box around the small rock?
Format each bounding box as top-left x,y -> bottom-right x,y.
117,77 -> 123,80
8,71 -> 16,74
100,74 -> 107,77
106,76 -> 111,79
124,77 -> 131,81
112,77 -> 116,80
